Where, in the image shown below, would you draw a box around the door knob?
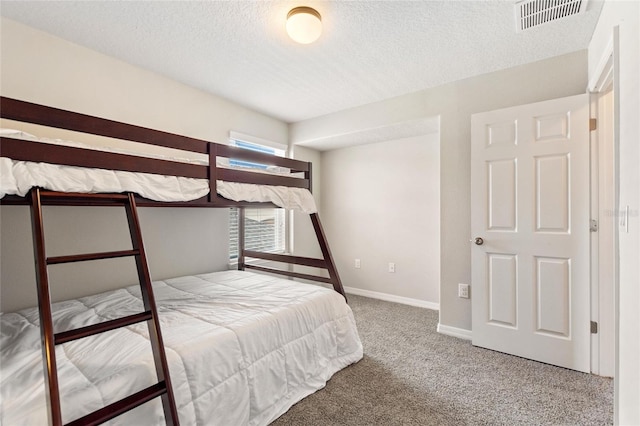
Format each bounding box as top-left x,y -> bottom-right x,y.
472,237 -> 484,246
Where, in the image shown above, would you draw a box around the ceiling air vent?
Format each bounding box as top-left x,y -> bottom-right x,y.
516,0 -> 588,32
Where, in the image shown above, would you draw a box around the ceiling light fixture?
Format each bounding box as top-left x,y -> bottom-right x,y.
286,6 -> 322,44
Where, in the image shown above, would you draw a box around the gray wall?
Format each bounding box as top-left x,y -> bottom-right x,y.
290,50 -> 589,331
320,133 -> 440,305
0,18 -> 288,312
1,206 -> 229,311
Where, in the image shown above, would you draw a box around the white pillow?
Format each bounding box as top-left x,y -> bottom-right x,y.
0,128 -> 38,139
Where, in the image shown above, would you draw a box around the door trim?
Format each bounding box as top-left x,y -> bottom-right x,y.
588,29 -> 618,381
589,84 -> 615,377
588,27 -> 621,424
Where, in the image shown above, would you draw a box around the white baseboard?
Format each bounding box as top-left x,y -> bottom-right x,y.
437,323 -> 472,340
344,286 -> 439,311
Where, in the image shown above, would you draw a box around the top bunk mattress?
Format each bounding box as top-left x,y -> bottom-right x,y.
0,270 -> 363,425
0,129 -> 317,213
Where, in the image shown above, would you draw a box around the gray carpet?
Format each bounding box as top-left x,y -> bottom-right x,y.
273,295 -> 613,425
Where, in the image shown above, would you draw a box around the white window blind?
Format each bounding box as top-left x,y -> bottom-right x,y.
228,137 -> 286,261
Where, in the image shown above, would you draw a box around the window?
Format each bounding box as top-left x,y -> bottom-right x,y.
228,136 -> 286,261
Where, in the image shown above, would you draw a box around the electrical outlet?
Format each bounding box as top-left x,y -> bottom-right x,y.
355,259 -> 361,269
388,262 -> 395,273
458,283 -> 470,298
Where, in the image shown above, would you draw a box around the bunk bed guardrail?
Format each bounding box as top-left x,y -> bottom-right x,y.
0,97 -> 310,207
0,96 -> 345,297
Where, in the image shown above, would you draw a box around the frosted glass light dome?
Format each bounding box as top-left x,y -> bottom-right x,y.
286,7 -> 322,44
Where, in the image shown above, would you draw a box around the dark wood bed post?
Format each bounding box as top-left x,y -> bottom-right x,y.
29,188 -> 63,426
305,162 -> 346,299
207,143 -> 217,204
306,162 -> 312,196
124,193 -> 180,425
306,162 -> 346,299
310,213 -> 346,300
238,207 -> 246,271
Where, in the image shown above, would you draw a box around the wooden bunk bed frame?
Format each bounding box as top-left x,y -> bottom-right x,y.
0,96 -> 346,425
0,96 -> 345,295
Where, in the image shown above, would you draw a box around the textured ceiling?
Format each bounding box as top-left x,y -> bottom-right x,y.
1,1 -> 603,126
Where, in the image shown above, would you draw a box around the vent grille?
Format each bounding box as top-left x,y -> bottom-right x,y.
516,0 -> 588,31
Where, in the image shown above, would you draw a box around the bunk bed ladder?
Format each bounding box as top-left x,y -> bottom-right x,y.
29,188 -> 179,426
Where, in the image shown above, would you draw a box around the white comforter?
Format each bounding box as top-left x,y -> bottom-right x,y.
0,271 -> 363,425
0,130 -> 317,213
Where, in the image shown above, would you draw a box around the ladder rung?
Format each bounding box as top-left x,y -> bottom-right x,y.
66,381 -> 168,426
47,249 -> 140,265
245,263 -> 334,284
39,190 -> 130,201
55,311 -> 152,345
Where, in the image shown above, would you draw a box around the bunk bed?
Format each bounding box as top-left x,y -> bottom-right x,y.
0,97 -> 363,425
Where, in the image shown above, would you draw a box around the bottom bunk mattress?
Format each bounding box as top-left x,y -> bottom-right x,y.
0,270 -> 363,425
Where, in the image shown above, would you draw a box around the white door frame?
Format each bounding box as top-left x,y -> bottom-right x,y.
589,40 -> 617,377
588,26 -> 620,424
587,31 -> 617,378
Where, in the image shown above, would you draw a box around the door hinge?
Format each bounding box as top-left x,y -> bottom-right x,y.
589,118 -> 597,131
590,219 -> 598,232
591,321 -> 598,334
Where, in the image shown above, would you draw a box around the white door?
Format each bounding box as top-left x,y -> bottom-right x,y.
471,94 -> 591,373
